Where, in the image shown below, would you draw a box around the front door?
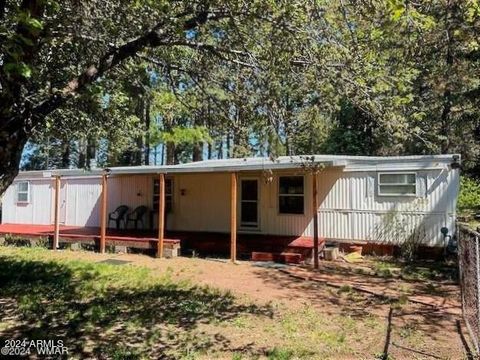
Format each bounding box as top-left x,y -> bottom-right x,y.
240,179 -> 259,229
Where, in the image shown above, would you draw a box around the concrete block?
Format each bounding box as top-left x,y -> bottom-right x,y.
114,245 -> 128,254
70,242 -> 82,251
324,246 -> 339,261
163,244 -> 180,258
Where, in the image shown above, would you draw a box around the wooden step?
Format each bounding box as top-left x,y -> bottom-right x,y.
251,251 -> 303,264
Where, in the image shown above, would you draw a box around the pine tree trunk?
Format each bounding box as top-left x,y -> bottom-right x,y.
441,4 -> 454,154
193,145 -> 203,162
133,97 -> 145,165
207,142 -> 212,159
78,138 -> 86,169
217,140 -> 223,159
161,144 -> 165,165
86,137 -> 96,169
166,143 -> 175,165
61,140 -> 70,168
226,133 -> 231,158
145,98 -> 151,165
192,111 -> 204,162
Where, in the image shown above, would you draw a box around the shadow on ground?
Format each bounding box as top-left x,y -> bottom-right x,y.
0,255 -> 272,359
250,262 -> 468,359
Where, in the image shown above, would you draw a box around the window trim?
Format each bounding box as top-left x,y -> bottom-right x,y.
278,175 -> 305,215
16,181 -> 30,204
377,172 -> 417,197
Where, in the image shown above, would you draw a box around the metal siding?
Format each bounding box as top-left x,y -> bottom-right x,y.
106,175 -> 153,228
171,173 -> 230,232
1,185 -> 17,223
260,173 -> 313,236
1,164 -> 460,248
1,179 -> 53,225
32,180 -> 54,224
64,178 -> 102,226
314,167 -> 459,246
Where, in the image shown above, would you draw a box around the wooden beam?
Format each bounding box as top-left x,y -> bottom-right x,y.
99,173 -> 108,253
157,173 -> 165,258
230,172 -> 238,262
53,176 -> 61,250
312,172 -> 319,269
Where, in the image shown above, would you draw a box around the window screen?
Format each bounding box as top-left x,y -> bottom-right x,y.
378,173 -> 416,196
17,181 -> 30,203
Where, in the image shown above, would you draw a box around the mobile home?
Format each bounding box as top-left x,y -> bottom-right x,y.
0,154 -> 461,259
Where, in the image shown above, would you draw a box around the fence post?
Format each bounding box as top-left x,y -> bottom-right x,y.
459,229 -> 465,317
476,235 -> 480,352
458,224 -> 480,353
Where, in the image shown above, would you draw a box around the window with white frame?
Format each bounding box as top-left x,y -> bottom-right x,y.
378,173 -> 417,196
17,181 -> 30,203
279,176 -> 304,214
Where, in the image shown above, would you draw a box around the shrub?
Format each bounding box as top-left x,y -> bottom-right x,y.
458,176 -> 480,214
3,235 -> 32,247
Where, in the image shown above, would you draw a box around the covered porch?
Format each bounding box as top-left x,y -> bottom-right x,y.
95,164 -> 327,266
0,223 -> 322,263
5,156 -> 342,266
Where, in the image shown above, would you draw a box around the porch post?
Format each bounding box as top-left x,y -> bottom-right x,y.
53,176 -> 61,250
230,172 -> 238,262
312,171 -> 319,269
157,173 -> 165,258
100,173 -> 108,254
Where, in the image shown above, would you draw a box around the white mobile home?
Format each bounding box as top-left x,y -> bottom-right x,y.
0,154 -> 461,258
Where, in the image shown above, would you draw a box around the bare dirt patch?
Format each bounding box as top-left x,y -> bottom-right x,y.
0,247 -> 471,359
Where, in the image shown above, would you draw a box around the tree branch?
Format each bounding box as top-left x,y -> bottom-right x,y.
137,54 -> 232,121
0,0 -> 6,20
3,9 -> 229,132
164,40 -> 259,68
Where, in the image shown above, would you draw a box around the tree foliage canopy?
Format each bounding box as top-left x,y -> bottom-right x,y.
1,0 -> 480,194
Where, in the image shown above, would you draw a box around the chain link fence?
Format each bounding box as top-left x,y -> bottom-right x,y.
458,224 -> 480,354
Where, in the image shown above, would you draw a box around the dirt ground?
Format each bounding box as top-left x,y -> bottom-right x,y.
12,248 -> 470,360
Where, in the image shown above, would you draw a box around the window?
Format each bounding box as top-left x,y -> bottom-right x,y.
153,178 -> 173,213
240,179 -> 259,227
17,181 -> 30,203
378,173 -> 417,196
279,176 -> 304,214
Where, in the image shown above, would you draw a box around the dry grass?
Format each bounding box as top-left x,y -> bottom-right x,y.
0,246 -> 469,359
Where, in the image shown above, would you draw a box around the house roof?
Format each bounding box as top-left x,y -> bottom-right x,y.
15,154 -> 460,179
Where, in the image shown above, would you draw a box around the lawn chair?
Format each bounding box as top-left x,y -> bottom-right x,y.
108,205 -> 129,229
126,206 -> 148,230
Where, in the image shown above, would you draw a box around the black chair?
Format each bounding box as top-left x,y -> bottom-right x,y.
126,206 -> 148,230
108,205 -> 129,229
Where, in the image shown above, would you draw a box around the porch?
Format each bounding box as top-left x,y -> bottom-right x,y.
50,167 -> 324,266
0,223 -> 321,262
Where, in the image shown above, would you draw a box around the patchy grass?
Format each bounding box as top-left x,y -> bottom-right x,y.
0,247 -> 272,359
371,258 -> 458,283
0,247 -> 387,359
0,247 -> 464,359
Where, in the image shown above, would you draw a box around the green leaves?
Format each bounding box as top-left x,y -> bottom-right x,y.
16,11 -> 44,35
388,0 -> 406,21
150,126 -> 213,147
3,62 -> 32,78
458,177 -> 480,213
1,0 -> 478,176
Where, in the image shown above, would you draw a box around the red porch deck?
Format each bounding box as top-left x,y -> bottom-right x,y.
0,223 -> 322,260
0,223 -> 179,248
